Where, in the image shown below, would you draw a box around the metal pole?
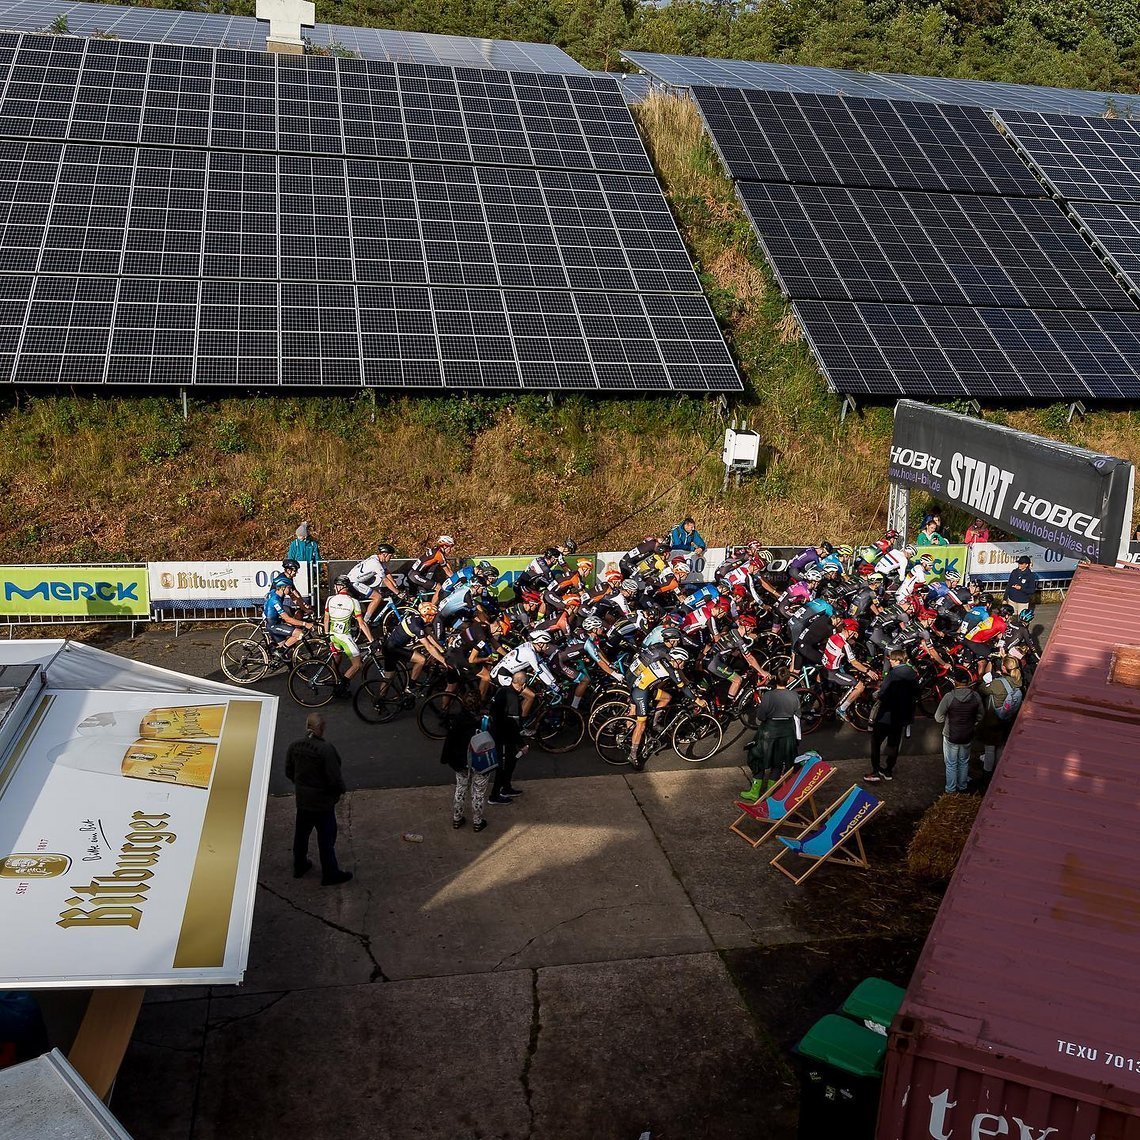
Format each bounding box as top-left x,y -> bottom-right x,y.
887,483 -> 910,538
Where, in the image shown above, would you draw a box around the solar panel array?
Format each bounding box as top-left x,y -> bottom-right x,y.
623,51 -> 1140,117
0,32 -> 741,391
683,77 -> 1140,399
0,0 -> 591,74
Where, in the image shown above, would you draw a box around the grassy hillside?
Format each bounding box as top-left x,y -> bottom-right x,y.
3,93 -> 1140,564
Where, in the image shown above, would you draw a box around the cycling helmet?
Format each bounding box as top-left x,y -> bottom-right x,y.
944,569 -> 961,582
334,575 -> 352,590
661,626 -> 683,643
271,573 -> 291,590
903,544 -> 917,558
583,615 -> 604,632
841,618 -> 860,634
282,558 -> 300,573
736,614 -> 758,631
819,542 -> 835,555
660,611 -> 684,628
999,604 -> 1015,618
529,630 -> 553,645
836,545 -> 854,559
376,543 -> 396,555
866,572 -> 885,583
604,568 -> 624,586
621,578 -> 639,593
418,601 -> 438,619
670,553 -> 689,566
576,558 -> 593,576
714,596 -> 732,612
476,559 -> 496,574
563,538 -> 579,554
746,540 -> 762,552
668,648 -> 690,664
732,583 -> 747,598
564,593 -> 583,609
543,547 -> 562,562
885,529 -> 901,541
804,567 -> 824,582
918,553 -> 934,566
438,535 -> 456,547
495,614 -> 512,635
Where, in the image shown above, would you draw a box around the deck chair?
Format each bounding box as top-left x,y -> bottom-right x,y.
729,758 -> 836,848
769,784 -> 883,885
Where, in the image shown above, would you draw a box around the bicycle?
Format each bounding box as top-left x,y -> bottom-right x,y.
219,627 -> 297,685
286,635 -> 349,708
352,647 -> 414,724
594,701 -> 722,767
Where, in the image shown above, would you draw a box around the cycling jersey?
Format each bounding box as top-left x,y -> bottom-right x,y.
875,549 -> 909,580
263,591 -> 293,642
386,612 -> 428,652
793,612 -> 833,666
683,584 -> 720,610
822,633 -> 856,672
325,593 -> 363,657
681,601 -> 721,640
440,567 -> 476,596
804,596 -> 834,617
348,555 -> 391,598
492,643 -> 555,688
444,620 -> 495,670
896,566 -> 928,602
406,547 -> 449,592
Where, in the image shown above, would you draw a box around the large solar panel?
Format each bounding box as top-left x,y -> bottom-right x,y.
795,301 -> 1140,400
624,51 -> 1140,117
0,31 -> 741,391
738,182 -> 1131,311
0,1 -> 590,73
693,88 -> 1040,195
997,109 -> 1140,203
1057,200 -> 1140,295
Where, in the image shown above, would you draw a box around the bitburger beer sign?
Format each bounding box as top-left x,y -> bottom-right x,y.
889,401 -> 1134,565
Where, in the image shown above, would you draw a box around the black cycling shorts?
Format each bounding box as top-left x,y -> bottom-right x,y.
706,654 -> 739,682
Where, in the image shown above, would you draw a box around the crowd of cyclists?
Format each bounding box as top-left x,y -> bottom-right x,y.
220,525 -> 1040,771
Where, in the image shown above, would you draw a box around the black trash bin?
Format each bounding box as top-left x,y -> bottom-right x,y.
793,1013 -> 887,1140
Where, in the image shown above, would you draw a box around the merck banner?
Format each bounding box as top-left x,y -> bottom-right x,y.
889,401 -> 1135,565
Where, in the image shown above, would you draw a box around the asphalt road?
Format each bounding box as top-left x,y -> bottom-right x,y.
102,602 -> 1059,794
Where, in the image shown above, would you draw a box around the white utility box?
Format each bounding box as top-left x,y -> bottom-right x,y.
722,427 -> 760,470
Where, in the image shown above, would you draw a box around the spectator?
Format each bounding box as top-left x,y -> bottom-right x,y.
914,517 -> 948,546
964,518 -> 990,545
738,665 -> 801,802
440,696 -> 490,832
669,517 -> 707,575
1005,555 -> 1037,610
489,672 -> 527,803
287,522 -> 322,588
977,655 -> 1023,784
1133,524 -> 1140,543
285,712 -> 352,886
934,679 -> 984,794
865,649 -> 919,783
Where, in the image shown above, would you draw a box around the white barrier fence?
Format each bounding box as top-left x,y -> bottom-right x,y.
0,539 -> 1103,630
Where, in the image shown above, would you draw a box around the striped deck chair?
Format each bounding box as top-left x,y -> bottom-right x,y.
769,784 -> 883,885
729,758 -> 835,848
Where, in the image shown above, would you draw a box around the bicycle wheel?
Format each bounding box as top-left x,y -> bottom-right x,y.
595,715 -> 636,766
672,712 -> 723,762
418,691 -> 464,740
287,660 -> 339,707
220,639 -> 269,685
588,698 -> 629,741
353,676 -> 404,724
223,621 -> 260,649
798,689 -> 825,735
291,631 -> 327,665
736,685 -> 766,731
918,675 -> 952,717
845,694 -> 876,733
537,704 -> 585,753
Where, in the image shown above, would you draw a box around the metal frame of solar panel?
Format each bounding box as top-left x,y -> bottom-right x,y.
623,51 -> 1140,117
0,0 -> 590,74
0,32 -> 740,392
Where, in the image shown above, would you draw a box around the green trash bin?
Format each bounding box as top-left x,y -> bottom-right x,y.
842,977 -> 906,1035
794,1014 -> 887,1140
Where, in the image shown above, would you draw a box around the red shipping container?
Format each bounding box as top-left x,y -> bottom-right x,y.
878,564 -> 1140,1140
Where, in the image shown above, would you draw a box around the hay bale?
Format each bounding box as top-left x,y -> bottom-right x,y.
906,794 -> 983,883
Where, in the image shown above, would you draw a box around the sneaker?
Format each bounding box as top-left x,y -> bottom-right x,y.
882,772 -> 894,781
292,858 -> 312,879
320,870 -> 353,887
487,794 -> 513,805
863,772 -> 882,783
452,815 -> 466,829
501,786 -> 524,797
835,705 -> 849,723
520,725 -> 537,738
629,753 -> 645,771
473,819 -> 489,832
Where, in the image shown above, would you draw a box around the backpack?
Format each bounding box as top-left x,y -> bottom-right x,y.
467,717 -> 499,774
992,676 -> 1023,722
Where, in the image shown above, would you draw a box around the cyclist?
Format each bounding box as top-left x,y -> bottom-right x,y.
517,547 -> 566,597
406,535 -> 456,600
263,577 -> 315,655
385,599 -> 449,689
348,543 -> 402,623
876,541 -> 911,583
792,602 -> 833,672
896,551 -> 933,604
706,614 -> 770,702
786,542 -> 833,582
491,630 -> 558,722
443,614 -> 499,701
626,629 -> 701,769
324,575 -> 375,696
823,617 -> 876,722
619,536 -> 668,579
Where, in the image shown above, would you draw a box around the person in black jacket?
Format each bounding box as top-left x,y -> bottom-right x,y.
286,712 -> 352,886
488,672 -> 527,805
866,649 -> 919,783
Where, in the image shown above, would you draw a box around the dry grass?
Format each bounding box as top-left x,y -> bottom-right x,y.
906,794 -> 983,882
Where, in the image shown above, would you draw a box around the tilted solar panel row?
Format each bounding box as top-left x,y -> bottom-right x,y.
0,0 -> 591,74
796,301 -> 1140,401
739,182 -> 1132,311
0,275 -> 740,390
0,34 -> 650,173
623,51 -> 1140,117
0,141 -> 696,293
693,87 -> 1039,195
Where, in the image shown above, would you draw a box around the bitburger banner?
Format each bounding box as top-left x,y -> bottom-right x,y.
889,401 -> 1134,565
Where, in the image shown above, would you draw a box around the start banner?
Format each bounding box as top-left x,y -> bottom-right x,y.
148,561 -> 309,612
0,566 -> 149,618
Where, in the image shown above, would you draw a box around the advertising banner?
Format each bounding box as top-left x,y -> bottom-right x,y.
967,541 -> 1080,584
473,555 -> 534,599
0,566 -> 149,619
148,561 -> 309,613
0,689 -> 273,987
889,401 -> 1134,565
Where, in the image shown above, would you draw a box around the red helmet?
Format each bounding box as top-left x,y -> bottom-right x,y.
841,618 -> 860,635
714,597 -> 732,613
749,556 -> 767,572
521,588 -> 542,606
604,567 -> 623,585
736,614 -> 758,631
732,583 -> 747,598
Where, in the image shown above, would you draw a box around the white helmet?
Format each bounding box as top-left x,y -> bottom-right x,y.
668,648 -> 690,664
529,630 -> 553,645
438,534 -> 456,546
804,567 -> 824,582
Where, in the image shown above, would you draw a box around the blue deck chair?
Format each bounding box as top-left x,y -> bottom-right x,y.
769,784 -> 882,885
729,758 -> 835,848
